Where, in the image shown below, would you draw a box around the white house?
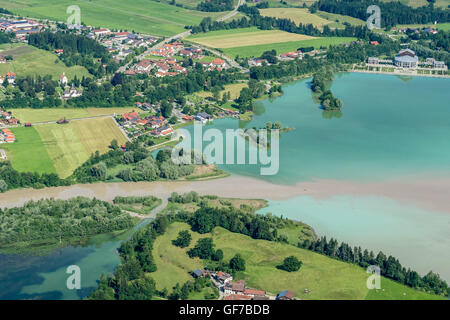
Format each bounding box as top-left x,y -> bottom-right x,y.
60,72 -> 68,85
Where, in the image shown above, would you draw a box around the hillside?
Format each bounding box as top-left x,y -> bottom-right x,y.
151,222 -> 443,300
0,43 -> 90,80
0,0 -> 225,36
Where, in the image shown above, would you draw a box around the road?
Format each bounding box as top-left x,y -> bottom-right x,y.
216,0 -> 245,22
118,0 -> 247,73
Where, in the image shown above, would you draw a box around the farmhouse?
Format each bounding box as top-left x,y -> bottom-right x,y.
394,49 -> 418,68
63,85 -> 82,99
195,112 -> 213,124
0,128 -> 15,143
4,72 -> 15,85
192,268 -> 207,278
276,290 -> 294,300
367,57 -> 379,65
243,288 -> 266,297
249,58 -> 269,66
92,28 -> 111,37
279,50 -> 302,60
215,271 -> 232,284
224,294 -> 252,301
122,111 -> 139,122
0,19 -> 43,38
224,280 -> 246,295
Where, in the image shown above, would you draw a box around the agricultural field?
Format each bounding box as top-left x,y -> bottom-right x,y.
188,27 -> 317,48
34,117 -> 128,178
9,107 -> 139,124
1,126 -> 56,174
395,23 -> 450,32
222,36 -> 357,58
260,8 -> 333,28
0,43 -> 90,80
259,8 -> 365,29
195,82 -> 248,100
315,10 -> 366,28
150,222 -> 444,299
0,0 -> 224,36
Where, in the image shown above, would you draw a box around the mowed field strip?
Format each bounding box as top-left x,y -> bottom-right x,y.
2,126 -> 56,175
0,43 -> 90,80
260,8 -> 332,28
195,82 -> 248,100
259,8 -> 365,29
188,27 -> 317,48
10,107 -> 139,124
34,117 -> 128,178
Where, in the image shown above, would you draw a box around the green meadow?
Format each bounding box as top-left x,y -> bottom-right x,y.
150,222 -> 443,300
2,126 -> 56,174
0,43 -> 90,80
0,0 -> 224,36
222,37 -> 357,58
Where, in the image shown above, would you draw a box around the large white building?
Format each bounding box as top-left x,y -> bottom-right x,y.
394,49 -> 418,68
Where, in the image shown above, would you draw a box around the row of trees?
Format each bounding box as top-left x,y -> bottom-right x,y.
250,37 -> 400,80
314,0 -> 450,28
299,237 -> 448,296
197,0 -> 233,12
0,161 -> 68,192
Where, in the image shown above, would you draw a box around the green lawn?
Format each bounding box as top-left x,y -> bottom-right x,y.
2,126 -> 56,174
33,117 -> 127,178
0,0 -> 224,36
222,37 -> 357,58
0,43 -> 90,80
150,222 -> 444,300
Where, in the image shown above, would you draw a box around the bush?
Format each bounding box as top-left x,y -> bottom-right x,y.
278,256 -> 302,272
229,254 -> 246,271
172,230 -> 192,248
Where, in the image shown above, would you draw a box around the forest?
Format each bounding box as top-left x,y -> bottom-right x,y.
0,197 -> 134,246
197,0 -> 233,12
72,142 -> 197,184
310,71 -> 343,110
27,31 -> 118,77
314,0 -> 450,27
299,237 -> 448,296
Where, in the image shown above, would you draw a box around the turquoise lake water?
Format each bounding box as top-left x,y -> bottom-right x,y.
184,73 -> 450,183
1,73 -> 449,299
183,73 -> 450,281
